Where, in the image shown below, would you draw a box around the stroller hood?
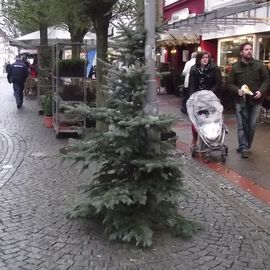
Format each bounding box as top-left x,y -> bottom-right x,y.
187,90 -> 224,141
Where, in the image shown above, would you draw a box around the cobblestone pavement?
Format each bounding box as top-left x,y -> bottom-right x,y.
0,76 -> 270,270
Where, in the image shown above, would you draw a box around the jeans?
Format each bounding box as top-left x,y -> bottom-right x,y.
13,83 -> 24,106
235,102 -> 261,151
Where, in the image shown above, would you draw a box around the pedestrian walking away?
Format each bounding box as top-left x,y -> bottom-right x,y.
7,56 -> 29,109
227,42 -> 270,158
188,51 -> 222,151
181,51 -> 197,114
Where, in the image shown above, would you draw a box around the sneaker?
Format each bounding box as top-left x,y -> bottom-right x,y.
237,148 -> 250,153
241,150 -> 248,158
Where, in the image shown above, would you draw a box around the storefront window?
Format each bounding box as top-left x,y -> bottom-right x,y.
219,36 -> 254,76
259,37 -> 270,71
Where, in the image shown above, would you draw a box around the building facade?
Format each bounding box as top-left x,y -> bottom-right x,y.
203,0 -> 270,77
159,0 -> 205,95
0,37 -> 17,74
165,0 -> 270,80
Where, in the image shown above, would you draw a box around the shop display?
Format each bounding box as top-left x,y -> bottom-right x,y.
219,36 -> 254,76
52,43 -> 87,138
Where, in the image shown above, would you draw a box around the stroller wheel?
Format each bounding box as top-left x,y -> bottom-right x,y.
221,155 -> 226,163
225,145 -> 229,156
203,151 -> 210,163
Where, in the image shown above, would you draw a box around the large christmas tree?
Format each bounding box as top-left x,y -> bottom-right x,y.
66,16 -> 198,247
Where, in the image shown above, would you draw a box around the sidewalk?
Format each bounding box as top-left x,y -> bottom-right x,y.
0,76 -> 270,270
158,93 -> 270,192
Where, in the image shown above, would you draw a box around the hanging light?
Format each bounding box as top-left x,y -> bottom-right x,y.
171,47 -> 177,54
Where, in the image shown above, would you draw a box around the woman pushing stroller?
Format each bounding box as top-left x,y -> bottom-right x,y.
188,51 -> 223,151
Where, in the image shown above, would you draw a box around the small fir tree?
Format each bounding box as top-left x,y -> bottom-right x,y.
66,17 -> 198,247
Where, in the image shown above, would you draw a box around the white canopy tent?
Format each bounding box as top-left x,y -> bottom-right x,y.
10,26 -> 96,48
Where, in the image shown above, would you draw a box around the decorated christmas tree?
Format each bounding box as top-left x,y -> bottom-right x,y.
66,16 -> 198,247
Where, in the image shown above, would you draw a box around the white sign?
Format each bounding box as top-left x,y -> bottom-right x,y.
165,0 -> 178,7
170,8 -> 190,23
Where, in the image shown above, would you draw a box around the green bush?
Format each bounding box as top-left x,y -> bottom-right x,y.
58,59 -> 85,77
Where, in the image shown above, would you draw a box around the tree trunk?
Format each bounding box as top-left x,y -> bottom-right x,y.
92,11 -> 111,131
156,0 -> 164,24
135,0 -> 144,24
86,0 -> 117,131
39,22 -> 49,68
136,0 -> 144,10
69,27 -> 88,60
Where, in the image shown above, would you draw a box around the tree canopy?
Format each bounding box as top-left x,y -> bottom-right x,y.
0,0 -> 59,38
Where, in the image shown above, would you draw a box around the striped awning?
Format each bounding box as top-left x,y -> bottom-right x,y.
167,1 -> 270,36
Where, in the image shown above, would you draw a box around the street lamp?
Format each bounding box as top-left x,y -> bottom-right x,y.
144,0 -> 160,153
144,0 -> 158,117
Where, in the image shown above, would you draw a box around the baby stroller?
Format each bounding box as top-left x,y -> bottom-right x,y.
186,90 -> 228,163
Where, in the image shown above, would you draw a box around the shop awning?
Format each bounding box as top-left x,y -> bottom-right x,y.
157,29 -> 200,46
167,1 -> 270,35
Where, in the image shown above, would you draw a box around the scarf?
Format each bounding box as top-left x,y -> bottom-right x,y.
196,64 -> 210,90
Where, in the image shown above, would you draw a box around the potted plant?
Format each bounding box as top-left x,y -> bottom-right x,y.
43,94 -> 53,128
58,59 -> 85,77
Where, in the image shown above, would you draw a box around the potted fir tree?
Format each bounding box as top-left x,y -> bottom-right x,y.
43,94 -> 53,128
65,14 -> 198,247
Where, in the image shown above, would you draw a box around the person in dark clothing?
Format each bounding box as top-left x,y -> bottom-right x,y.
227,42 -> 270,158
189,52 -> 222,96
188,51 -> 222,149
7,56 -> 29,109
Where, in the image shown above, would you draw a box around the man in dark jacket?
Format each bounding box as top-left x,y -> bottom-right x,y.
7,56 -> 29,109
227,42 -> 270,158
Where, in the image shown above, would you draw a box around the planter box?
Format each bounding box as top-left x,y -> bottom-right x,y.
58,113 -> 83,124
59,79 -> 84,101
